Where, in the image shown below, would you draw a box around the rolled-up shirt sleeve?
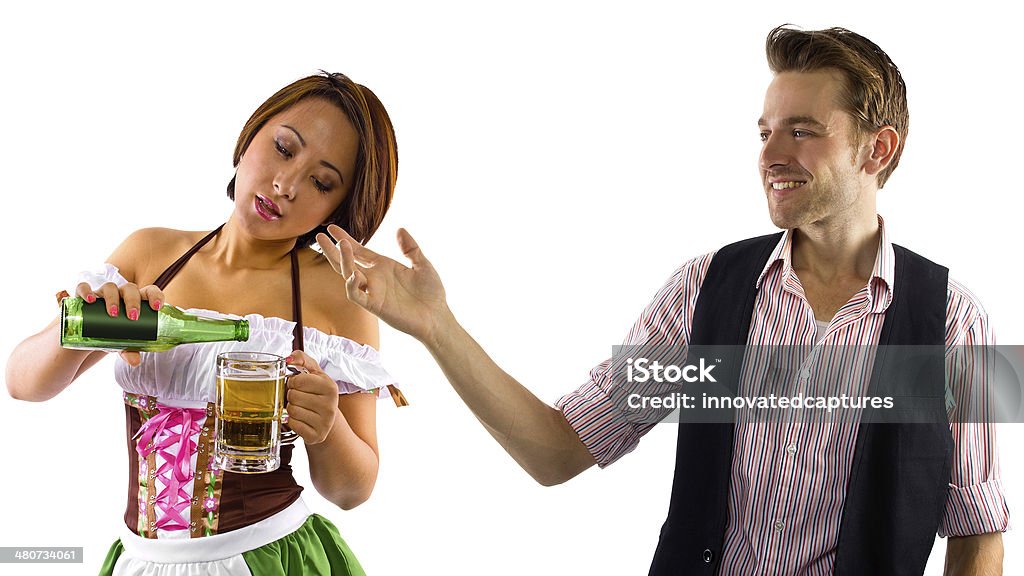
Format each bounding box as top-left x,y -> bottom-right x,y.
556,252 -> 715,468
939,282 -> 1011,537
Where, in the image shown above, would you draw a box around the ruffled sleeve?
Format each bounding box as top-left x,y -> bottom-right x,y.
71,263 -> 130,291
303,327 -> 408,407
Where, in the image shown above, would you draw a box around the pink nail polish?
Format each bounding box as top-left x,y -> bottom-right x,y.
85,294 -> 96,303
110,305 -> 119,317
152,300 -> 162,310
285,355 -> 294,363
128,309 -> 139,321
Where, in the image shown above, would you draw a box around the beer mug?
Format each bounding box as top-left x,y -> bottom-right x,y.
214,352 -> 289,474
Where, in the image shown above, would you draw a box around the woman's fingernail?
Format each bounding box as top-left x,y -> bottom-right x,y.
110,305 -> 119,317
152,300 -> 162,310
285,355 -> 294,363
128,309 -> 139,321
85,294 -> 96,303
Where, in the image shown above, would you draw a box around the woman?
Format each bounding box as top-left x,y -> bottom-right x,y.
6,72 -> 402,575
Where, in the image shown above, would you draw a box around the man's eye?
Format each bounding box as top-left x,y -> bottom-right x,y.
759,131 -> 769,142
793,130 -> 810,138
275,140 -> 292,158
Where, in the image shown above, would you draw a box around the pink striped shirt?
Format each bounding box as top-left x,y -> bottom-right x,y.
557,219 -> 1009,575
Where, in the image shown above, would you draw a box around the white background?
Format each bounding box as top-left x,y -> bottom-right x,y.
1,1 -> 1020,574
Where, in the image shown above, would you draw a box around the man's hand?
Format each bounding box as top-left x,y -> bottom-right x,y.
317,225 -> 450,346
318,224 -> 595,486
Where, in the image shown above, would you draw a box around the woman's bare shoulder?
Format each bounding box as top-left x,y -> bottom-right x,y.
108,227 -> 213,285
118,225 -> 209,248
300,248 -> 380,349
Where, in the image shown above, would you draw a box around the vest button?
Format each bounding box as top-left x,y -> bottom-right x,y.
702,549 -> 713,563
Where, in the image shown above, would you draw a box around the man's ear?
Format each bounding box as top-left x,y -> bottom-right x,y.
863,126 -> 899,177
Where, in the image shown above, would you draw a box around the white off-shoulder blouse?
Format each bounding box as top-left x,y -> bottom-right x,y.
75,263 -> 401,404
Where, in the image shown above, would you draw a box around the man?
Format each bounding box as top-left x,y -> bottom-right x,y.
317,26 -> 1008,575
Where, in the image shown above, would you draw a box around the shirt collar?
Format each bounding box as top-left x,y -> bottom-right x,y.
754,215 -> 895,313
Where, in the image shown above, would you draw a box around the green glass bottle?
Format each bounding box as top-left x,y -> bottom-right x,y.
60,296 -> 250,352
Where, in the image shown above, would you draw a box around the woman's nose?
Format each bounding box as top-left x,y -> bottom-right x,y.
273,170 -> 299,200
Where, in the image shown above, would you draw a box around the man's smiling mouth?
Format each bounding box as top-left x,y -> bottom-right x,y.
771,181 -> 806,190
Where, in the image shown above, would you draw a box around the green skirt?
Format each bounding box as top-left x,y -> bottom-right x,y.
99,514 -> 366,575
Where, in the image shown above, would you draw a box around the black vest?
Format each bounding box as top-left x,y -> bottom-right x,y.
648,234 -> 954,576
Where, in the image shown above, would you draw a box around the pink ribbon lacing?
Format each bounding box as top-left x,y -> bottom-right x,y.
134,404 -> 206,531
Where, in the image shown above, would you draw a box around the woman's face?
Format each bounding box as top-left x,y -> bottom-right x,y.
233,97 -> 359,242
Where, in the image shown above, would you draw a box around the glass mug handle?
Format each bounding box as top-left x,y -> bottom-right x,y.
280,366 -> 304,445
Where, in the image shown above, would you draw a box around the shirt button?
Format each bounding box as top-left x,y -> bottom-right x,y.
786,443 -> 797,454
774,520 -> 785,531
702,549 -> 713,563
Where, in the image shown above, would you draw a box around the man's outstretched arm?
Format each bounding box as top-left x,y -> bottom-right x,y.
427,314 -> 596,485
317,225 -> 595,486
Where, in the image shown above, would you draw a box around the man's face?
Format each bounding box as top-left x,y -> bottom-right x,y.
758,69 -> 873,230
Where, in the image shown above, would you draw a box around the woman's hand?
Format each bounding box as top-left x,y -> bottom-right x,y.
316,225 -> 451,345
284,350 -> 341,445
74,280 -> 164,368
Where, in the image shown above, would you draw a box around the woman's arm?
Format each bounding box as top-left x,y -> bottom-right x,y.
6,229 -> 159,401
284,289 -> 382,510
307,393 -> 379,510
285,349 -> 380,510
6,317 -> 106,401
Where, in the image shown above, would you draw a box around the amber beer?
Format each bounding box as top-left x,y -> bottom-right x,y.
214,352 -> 287,473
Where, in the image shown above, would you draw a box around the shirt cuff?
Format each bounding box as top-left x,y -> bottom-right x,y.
556,378 -> 648,468
938,479 -> 1010,537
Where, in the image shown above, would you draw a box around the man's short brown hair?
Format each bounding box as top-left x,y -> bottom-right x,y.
766,25 -> 908,188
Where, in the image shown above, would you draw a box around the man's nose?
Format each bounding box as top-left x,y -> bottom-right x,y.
759,134 -> 792,172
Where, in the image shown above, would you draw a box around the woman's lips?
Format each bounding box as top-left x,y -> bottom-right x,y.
255,195 -> 282,221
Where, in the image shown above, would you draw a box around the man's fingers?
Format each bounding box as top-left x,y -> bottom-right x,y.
339,240 -> 371,308
316,232 -> 344,275
338,238 -> 357,279
322,233 -> 372,307
326,224 -> 379,265
397,228 -> 430,268
325,223 -> 356,244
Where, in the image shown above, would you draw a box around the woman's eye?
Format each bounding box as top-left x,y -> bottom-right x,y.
759,131 -> 770,142
793,130 -> 810,138
274,140 -> 292,158
311,177 -> 331,193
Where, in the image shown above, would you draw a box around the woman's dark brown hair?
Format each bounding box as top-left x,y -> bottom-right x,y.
227,71 -> 398,246
766,25 -> 907,188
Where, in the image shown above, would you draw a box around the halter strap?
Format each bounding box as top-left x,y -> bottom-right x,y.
152,224 -> 305,351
